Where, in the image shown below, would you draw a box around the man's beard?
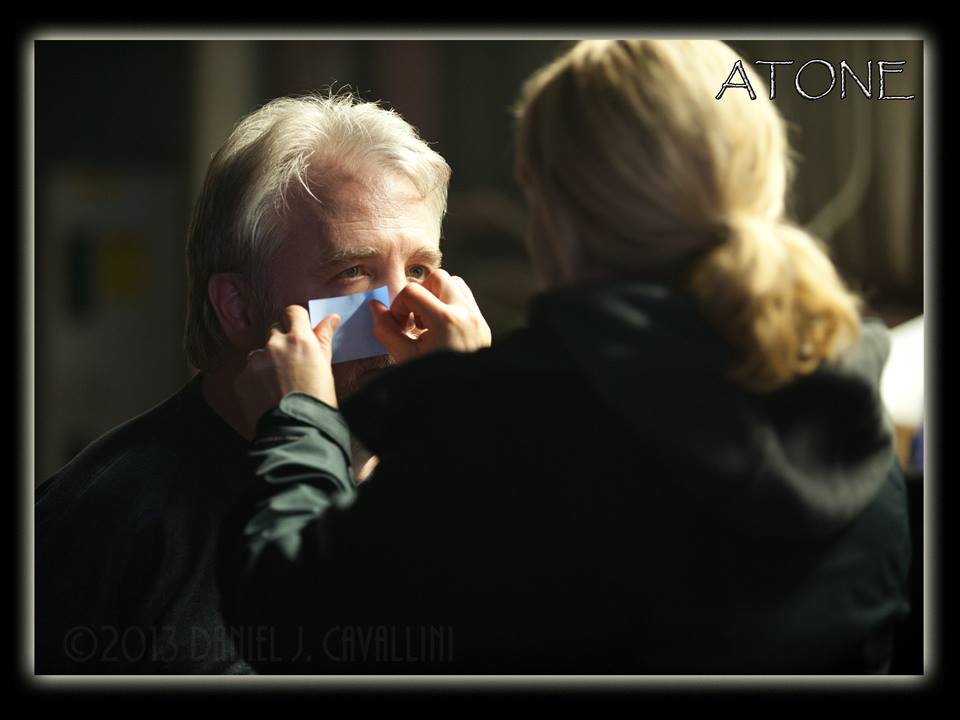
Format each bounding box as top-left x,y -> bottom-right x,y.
334,355 -> 394,483
332,354 -> 396,400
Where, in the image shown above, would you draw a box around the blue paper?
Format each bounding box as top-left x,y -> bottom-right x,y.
308,286 -> 391,364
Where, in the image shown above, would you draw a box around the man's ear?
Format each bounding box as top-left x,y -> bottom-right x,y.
208,272 -> 262,352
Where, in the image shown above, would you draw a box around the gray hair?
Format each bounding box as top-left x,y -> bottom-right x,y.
184,90 -> 452,370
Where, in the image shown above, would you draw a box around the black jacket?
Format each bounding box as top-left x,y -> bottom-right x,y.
220,282 -> 911,674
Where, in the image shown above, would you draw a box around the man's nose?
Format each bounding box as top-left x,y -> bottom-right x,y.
384,268 -> 412,305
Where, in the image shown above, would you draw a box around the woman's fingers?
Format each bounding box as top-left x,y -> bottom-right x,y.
241,304 -> 341,413
421,268 -> 463,304
371,299 -> 419,363
375,274 -> 492,360
389,282 -> 453,328
449,274 -> 479,308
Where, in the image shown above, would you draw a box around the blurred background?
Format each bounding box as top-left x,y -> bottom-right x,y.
33,39 -> 924,484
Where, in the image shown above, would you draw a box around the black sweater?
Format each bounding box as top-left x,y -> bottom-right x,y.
36,375 -> 257,674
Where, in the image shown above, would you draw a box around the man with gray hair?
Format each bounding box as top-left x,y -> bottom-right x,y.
35,91 -> 464,673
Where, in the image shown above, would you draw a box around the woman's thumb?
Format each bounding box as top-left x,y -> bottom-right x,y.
314,313 -> 341,349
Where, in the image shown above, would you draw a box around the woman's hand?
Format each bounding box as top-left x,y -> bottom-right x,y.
236,305 -> 342,432
370,269 -> 492,365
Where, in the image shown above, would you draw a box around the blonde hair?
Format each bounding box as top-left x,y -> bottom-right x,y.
514,39 -> 862,392
184,90 -> 452,370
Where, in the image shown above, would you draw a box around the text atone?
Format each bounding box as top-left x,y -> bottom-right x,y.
716,59 -> 915,101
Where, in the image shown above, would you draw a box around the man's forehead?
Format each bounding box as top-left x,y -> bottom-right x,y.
309,167 -> 425,217
284,167 -> 440,264
306,209 -> 441,265
321,199 -> 439,249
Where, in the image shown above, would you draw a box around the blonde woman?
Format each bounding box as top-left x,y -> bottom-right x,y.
224,41 -> 911,673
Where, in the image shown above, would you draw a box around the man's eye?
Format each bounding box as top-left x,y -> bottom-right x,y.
339,266 -> 367,280
408,265 -> 429,280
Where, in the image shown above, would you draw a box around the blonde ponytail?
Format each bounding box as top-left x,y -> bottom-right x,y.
688,217 -> 862,392
514,39 -> 866,392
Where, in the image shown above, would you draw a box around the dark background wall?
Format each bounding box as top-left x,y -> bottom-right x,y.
32,38 -> 924,484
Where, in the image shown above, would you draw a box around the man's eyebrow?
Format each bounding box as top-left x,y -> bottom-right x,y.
312,245 -> 443,270
411,247 -> 443,266
313,246 -> 381,269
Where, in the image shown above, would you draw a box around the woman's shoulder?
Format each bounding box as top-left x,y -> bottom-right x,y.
340,325 -> 585,453
353,324 -> 574,395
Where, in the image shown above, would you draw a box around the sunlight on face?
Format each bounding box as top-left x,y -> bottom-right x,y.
264,169 -> 442,398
